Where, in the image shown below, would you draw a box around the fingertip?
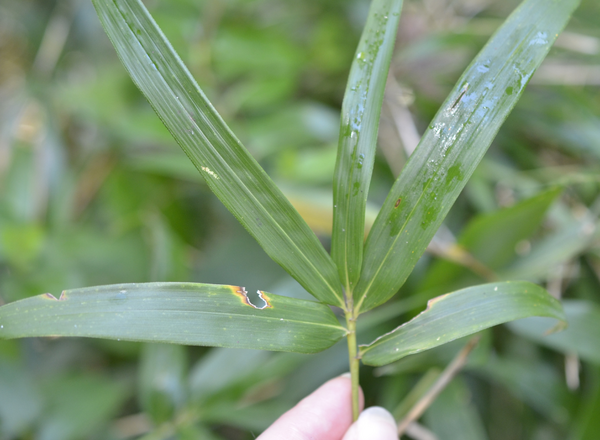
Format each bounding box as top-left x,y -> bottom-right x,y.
360,407 -> 397,426
343,406 -> 398,440
257,374 -> 361,439
332,373 -> 365,412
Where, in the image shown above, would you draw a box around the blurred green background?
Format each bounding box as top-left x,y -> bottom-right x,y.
0,0 -> 600,439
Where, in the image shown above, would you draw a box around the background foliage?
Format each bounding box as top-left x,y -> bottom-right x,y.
0,0 -> 599,439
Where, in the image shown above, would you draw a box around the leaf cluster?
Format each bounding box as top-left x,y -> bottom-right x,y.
1,0 -> 600,438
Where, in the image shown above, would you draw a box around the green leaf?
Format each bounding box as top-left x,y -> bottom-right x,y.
38,374 -> 128,440
332,0 -> 403,292
189,348 -> 271,403
421,187 -> 562,292
0,283 -> 346,354
374,332 -> 492,377
572,367 -> 600,440
139,344 -> 187,424
392,368 -> 441,419
501,217 -> 599,281
91,0 -> 343,307
507,300 -> 600,365
177,424 -> 226,440
477,356 -> 570,423
424,378 -> 489,440
354,0 -> 580,313
360,281 -> 565,366
0,360 -> 42,437
458,187 -> 562,269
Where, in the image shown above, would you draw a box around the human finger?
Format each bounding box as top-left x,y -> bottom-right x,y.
258,374 -> 364,440
342,406 -> 398,440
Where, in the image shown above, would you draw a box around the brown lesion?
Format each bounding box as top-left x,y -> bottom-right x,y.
229,286 -> 273,309
394,198 -> 402,208
450,83 -> 469,110
426,293 -> 449,308
256,291 -> 273,309
44,291 -> 67,301
230,286 -> 253,307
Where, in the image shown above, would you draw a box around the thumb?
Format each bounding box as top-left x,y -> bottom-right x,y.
342,407 -> 398,440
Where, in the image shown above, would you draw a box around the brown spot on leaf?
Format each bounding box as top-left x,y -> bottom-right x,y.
231,286 -> 252,307
426,293 -> 449,309
44,292 -> 67,301
257,291 -> 273,309
394,198 -> 402,208
229,286 -> 272,309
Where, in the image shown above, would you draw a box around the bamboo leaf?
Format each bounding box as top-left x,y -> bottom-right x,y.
0,283 -> 347,354
458,187 -> 562,269
354,0 -> 580,313
332,0 -> 403,293
508,300 -> 600,365
424,379 -> 489,440
422,187 -> 562,292
91,0 -> 344,306
139,344 -> 187,424
359,281 -> 566,366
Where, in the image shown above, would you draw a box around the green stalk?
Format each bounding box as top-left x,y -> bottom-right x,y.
345,305 -> 360,421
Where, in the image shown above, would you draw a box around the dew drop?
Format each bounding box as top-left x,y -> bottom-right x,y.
529,31 -> 548,46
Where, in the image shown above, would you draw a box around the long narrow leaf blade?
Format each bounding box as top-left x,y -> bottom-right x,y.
0,283 -> 347,354
92,0 -> 344,306
508,300 -> 600,365
332,0 -> 403,293
354,0 -> 580,313
360,281 -> 566,366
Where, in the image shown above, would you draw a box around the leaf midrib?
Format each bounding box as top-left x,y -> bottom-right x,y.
6,305 -> 346,331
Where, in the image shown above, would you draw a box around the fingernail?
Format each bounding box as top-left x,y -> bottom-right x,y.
339,372 -> 352,379
345,406 -> 398,439
359,407 -> 395,423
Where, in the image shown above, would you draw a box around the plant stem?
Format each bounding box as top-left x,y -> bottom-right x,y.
345,310 -> 360,421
